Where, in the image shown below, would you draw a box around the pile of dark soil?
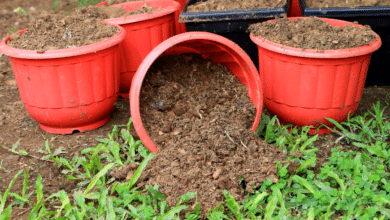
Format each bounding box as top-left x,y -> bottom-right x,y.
7,11 -> 119,50
185,0 -> 286,12
121,53 -> 285,214
248,17 -> 377,50
305,0 -> 390,8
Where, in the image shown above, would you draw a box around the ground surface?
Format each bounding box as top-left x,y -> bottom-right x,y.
1,0 -> 390,219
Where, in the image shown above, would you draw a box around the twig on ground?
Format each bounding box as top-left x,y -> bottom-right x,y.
18,208 -> 32,216
224,131 -> 238,146
1,145 -> 54,163
0,70 -> 12,75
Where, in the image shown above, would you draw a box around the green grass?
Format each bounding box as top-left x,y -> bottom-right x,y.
0,102 -> 389,219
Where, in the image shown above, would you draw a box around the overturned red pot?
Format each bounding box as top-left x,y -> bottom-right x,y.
250,17 -> 381,135
0,25 -> 126,134
103,0 -> 180,98
130,32 -> 263,153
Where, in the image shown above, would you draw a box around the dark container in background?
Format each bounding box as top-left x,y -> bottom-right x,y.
179,0 -> 290,70
299,0 -> 390,86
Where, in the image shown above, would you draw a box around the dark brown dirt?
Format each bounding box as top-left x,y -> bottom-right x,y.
130,53 -> 286,214
248,16 -> 377,50
7,9 -> 119,51
305,0 -> 390,8
185,0 -> 286,12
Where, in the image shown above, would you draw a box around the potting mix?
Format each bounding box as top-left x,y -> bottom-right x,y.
185,0 -> 286,12
104,0 -> 142,6
7,11 -> 119,50
305,0 -> 390,8
119,53 -> 286,214
248,16 -> 377,50
6,2 -> 162,51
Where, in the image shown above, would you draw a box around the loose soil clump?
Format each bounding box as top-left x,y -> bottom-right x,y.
248,17 -> 377,50
305,0 -> 390,8
185,0 -> 286,12
132,53 -> 286,214
7,11 -> 119,50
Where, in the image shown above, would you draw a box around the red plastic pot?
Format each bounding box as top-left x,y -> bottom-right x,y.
101,0 -> 180,98
130,32 -> 263,153
97,0 -> 187,35
0,25 -> 126,134
250,17 -> 381,135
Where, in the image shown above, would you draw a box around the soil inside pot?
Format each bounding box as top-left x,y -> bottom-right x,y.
122,53 -> 286,214
305,0 -> 390,8
7,11 -> 119,51
185,0 -> 286,12
105,0 -> 141,6
248,17 -> 377,50
79,3 -> 160,19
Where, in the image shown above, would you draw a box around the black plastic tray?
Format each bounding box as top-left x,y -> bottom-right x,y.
179,0 -> 290,70
299,0 -> 390,86
299,0 -> 390,17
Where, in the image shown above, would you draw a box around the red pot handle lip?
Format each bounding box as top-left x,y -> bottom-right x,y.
250,17 -> 382,59
104,0 -> 181,25
0,24 -> 126,59
130,32 -> 262,153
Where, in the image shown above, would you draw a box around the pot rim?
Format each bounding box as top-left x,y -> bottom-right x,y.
130,31 -> 262,153
249,17 -> 382,59
0,24 -> 126,59
104,0 -> 180,25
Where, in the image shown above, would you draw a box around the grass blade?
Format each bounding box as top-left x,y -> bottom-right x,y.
223,190 -> 241,219
22,170 -> 29,199
176,192 -> 197,206
300,135 -> 318,152
55,190 -> 71,218
106,197 -> 115,220
248,192 -> 268,210
327,171 -> 346,199
36,174 -> 43,202
0,170 -> 23,213
296,156 -> 316,173
307,206 -> 315,220
264,195 -> 278,219
325,118 -> 345,131
292,175 -> 316,194
0,204 -> 12,220
83,163 -> 115,196
127,153 -> 155,189
158,205 -> 188,220
273,188 -> 286,213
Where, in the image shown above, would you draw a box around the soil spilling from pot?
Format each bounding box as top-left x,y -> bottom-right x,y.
305,0 -> 390,8
119,53 -> 285,214
185,0 -> 286,12
7,11 -> 119,50
248,17 -> 377,50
